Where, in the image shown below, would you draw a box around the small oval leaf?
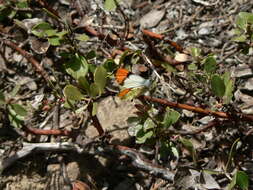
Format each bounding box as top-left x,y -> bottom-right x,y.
10,104 -> 27,117
211,75 -> 225,97
63,85 -> 84,101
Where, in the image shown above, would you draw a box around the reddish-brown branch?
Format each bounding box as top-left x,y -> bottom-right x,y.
142,35 -> 182,67
141,95 -> 253,122
23,126 -> 72,136
83,26 -> 118,47
88,103 -> 104,136
3,40 -> 50,82
142,29 -> 184,52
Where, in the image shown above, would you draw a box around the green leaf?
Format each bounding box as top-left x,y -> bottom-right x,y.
63,85 -> 84,101
8,105 -> 25,128
88,64 -> 96,73
190,47 -> 201,58
180,137 -> 198,166
64,54 -> 89,80
90,83 -> 100,97
223,74 -> 234,104
32,22 -> 52,30
188,63 -> 198,70
10,104 -> 27,117
143,118 -> 155,132
48,36 -> 61,46
228,170 -> 249,190
86,50 -> 96,60
104,0 -> 117,11
78,76 -> 90,94
0,91 -> 5,105
10,84 -> 21,97
236,13 -> 247,30
236,171 -> 249,190
232,35 -> 247,42
76,34 -> 89,41
211,75 -> 225,97
160,141 -> 171,159
132,124 -> 143,136
17,1 -> 29,8
223,72 -> 231,85
203,55 -> 216,74
94,66 -> 107,94
63,99 -> 75,109
136,130 -> 153,144
104,59 -> 117,72
238,12 -> 253,25
56,30 -> 68,38
163,108 -> 180,128
44,29 -> 58,37
160,141 -> 179,160
158,60 -> 177,72
92,102 -> 98,116
31,22 -> 52,37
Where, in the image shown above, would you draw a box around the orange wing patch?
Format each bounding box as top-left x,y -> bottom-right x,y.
118,88 -> 131,97
116,68 -> 129,84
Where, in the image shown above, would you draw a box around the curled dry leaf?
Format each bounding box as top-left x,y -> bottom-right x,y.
174,52 -> 191,62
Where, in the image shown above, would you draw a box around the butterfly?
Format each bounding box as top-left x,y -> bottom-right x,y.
115,68 -> 151,98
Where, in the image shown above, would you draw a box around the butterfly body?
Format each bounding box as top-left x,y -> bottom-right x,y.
115,68 -> 151,98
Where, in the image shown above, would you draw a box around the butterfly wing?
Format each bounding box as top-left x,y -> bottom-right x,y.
123,75 -> 151,88
118,88 -> 132,98
115,68 -> 129,84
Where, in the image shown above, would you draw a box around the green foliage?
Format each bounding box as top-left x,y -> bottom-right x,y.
160,141 -> 179,160
75,34 -> 90,41
232,12 -> 253,54
135,118 -> 155,144
104,0 -> 119,11
162,108 -> 180,128
211,74 -> 226,98
228,170 -> 249,190
63,85 -> 84,101
190,47 -> 201,59
186,53 -> 234,103
31,21 -> 68,46
203,55 -> 217,74
104,59 -> 117,72
94,66 -> 107,95
180,137 -> 198,166
0,0 -> 31,22
92,102 -> 98,116
63,52 -> 109,99
10,103 -> 27,117
225,138 -> 241,172
8,104 -> 27,128
64,53 -> 89,81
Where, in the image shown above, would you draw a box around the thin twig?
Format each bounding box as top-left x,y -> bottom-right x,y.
87,103 -> 104,136
142,29 -> 183,52
23,126 -> 73,136
3,39 -> 50,82
141,95 -> 253,122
